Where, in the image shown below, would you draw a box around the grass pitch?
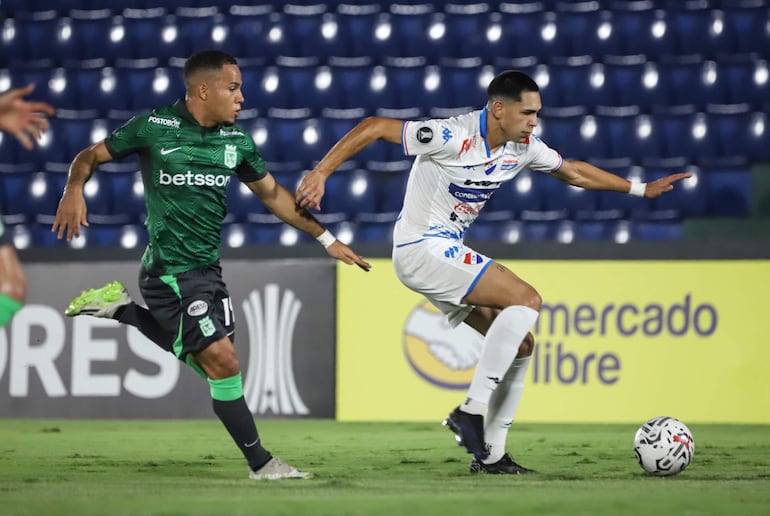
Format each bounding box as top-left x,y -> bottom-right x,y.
1,419 -> 768,515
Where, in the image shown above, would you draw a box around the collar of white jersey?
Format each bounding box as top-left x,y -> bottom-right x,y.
479,107 -> 492,158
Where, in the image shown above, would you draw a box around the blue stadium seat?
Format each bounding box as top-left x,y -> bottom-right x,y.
604,57 -> 669,111
648,165 -> 707,218
498,6 -> 564,62
388,3 -> 436,58
17,12 -> 79,64
71,65 -> 132,115
539,113 -> 610,161
542,178 -> 600,217
373,168 -> 409,214
557,4 -> 621,59
276,57 -> 338,113
703,166 -> 751,217
486,169 -> 547,214
384,57 -> 449,109
441,59 -> 493,110
333,3 -> 388,59
441,3 -> 494,59
549,58 -> 611,108
723,59 -> 770,112
72,11 -> 134,63
266,113 -> 326,169
123,9 -> 186,61
225,180 -> 268,223
324,57 -> 379,111
354,215 -> 395,243
247,66 -> 291,113
1,170 -> 56,218
324,169 -> 378,216
669,7 -> 731,58
283,4 -> 347,58
658,111 -> 721,165
81,215 -> 135,248
613,8 -> 675,60
660,59 -> 730,109
596,166 -> 651,217
632,220 -> 684,240
599,110 -> 664,164
119,63 -> 182,111
105,167 -> 145,223
520,209 -> 568,241
228,5 -> 282,62
723,4 -> 770,55
175,8 -> 235,58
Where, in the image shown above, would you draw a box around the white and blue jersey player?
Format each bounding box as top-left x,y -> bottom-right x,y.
296,70 -> 690,475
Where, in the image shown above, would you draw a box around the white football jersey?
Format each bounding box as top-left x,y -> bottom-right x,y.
393,108 -> 563,246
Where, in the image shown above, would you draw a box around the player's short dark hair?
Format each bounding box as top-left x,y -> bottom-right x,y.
487,70 -> 540,103
183,50 -> 238,86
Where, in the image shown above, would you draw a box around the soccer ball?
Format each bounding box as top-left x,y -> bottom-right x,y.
633,416 -> 695,476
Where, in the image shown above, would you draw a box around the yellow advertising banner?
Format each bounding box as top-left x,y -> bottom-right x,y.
337,259 -> 769,423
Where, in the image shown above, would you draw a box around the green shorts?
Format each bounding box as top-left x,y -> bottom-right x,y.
139,262 -> 235,362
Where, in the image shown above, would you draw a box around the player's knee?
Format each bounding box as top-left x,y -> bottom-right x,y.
517,332 -> 535,358
514,286 -> 541,312
0,293 -> 23,327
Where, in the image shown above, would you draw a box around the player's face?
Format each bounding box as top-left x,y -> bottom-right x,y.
499,91 -> 541,143
207,64 -> 244,125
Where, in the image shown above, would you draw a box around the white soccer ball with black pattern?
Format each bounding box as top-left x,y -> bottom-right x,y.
633,416 -> 695,476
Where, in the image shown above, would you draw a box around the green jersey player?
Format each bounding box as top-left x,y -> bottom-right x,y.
52,50 -> 370,480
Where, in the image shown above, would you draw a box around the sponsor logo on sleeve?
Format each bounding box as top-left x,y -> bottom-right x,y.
417,126 -> 433,143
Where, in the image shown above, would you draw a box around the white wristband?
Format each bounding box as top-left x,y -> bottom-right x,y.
629,181 -> 646,197
316,229 -> 336,248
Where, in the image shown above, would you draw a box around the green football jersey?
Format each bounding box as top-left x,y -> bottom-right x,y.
105,100 -> 266,275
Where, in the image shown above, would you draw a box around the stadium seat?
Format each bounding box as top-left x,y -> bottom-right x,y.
647,165 -> 707,218
80,215 -> 135,248
632,220 -> 684,240
485,169 -> 547,214
557,3 -> 621,59
604,56 -> 669,111
265,112 -> 326,169
520,209 -> 568,241
228,5 -> 282,62
71,65 -> 132,115
106,167 -> 145,223
123,8 -> 186,62
539,112 -> 610,161
1,170 -> 56,218
723,4 -> 770,55
388,3 -> 436,59
373,168 -> 409,214
669,7 -> 731,58
497,6 -> 564,62
441,59 -> 494,110
282,4 -> 346,58
175,8 -> 235,58
354,214 -> 395,243
276,56 -> 338,113
324,57 -> 380,111
333,3 -> 388,59
660,59 -> 730,109
658,111 -> 721,165
441,3 -> 494,60
71,10 -> 134,63
17,12 -> 79,65
613,7 -> 675,60
704,166 -> 752,218
599,109 -> 664,164
542,179 -> 600,217
723,59 -> 770,112
549,58 -> 611,108
323,169 -> 378,217
596,166 -> 651,217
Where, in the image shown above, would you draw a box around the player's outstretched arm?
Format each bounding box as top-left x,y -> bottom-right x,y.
296,116 -> 403,211
247,174 -> 371,271
551,160 -> 692,198
52,141 -> 114,241
0,83 -> 56,150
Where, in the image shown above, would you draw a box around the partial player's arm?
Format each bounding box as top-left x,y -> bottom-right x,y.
551,160 -> 691,198
246,174 -> 371,271
0,83 -> 56,150
52,141 -> 114,241
296,116 -> 403,210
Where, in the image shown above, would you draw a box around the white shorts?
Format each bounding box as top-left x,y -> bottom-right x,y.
392,238 -> 493,327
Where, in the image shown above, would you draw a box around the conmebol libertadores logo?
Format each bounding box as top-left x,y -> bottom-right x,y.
241,284 -> 309,416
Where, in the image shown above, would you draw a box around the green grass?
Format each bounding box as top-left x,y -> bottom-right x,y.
1,420 -> 768,515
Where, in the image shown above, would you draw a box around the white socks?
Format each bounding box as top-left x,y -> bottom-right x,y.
483,356 -> 532,463
464,305 -> 539,410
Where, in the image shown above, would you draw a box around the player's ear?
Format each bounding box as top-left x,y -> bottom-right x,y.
199,82 -> 208,100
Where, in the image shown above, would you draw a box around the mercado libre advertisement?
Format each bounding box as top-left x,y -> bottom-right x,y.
337,259 -> 769,423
